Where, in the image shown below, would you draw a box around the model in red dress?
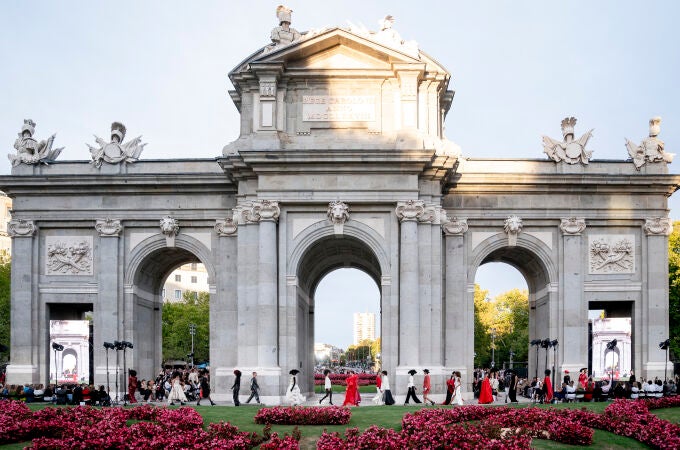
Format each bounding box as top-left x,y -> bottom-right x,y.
478,372 -> 493,404
128,369 -> 138,403
342,371 -> 359,406
542,369 -> 553,403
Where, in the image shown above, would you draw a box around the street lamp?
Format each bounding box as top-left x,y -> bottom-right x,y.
189,323 -> 196,368
490,328 -> 497,368
660,339 -> 671,382
509,350 -> 515,369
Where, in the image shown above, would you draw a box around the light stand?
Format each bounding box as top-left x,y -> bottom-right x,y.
550,339 -> 559,391
530,340 -> 541,380
116,341 -> 133,405
541,339 -> 551,376
103,342 -> 115,402
114,341 -> 123,404
51,342 -> 64,387
660,339 -> 670,382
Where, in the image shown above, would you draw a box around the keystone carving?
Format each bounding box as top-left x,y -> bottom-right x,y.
95,218 -> 122,237
327,201 -> 349,235
395,200 -> 424,222
504,215 -> 523,246
560,217 -> 586,235
8,219 -> 36,237
643,217 -> 672,236
160,216 -> 179,247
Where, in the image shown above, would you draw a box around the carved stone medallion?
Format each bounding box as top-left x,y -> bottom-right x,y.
46,236 -> 93,275
589,235 -> 635,274
442,216 -> 468,236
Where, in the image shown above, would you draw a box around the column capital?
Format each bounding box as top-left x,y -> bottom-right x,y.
215,218 -> 237,237
233,200 -> 280,224
644,217 -> 672,236
8,219 -> 36,237
559,217 -> 586,235
395,200 -> 425,222
442,216 -> 468,236
95,218 -> 122,237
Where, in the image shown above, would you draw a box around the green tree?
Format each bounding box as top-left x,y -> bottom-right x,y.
162,291 -> 210,363
0,261 -> 10,360
668,221 -> 680,360
474,284 -> 529,368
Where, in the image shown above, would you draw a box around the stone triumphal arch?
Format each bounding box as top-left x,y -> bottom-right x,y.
2,13 -> 678,402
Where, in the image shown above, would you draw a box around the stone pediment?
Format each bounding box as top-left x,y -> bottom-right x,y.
247,27 -> 425,69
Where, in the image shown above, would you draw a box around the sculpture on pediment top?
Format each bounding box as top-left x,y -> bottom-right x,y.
269,5 -> 301,49
625,117 -> 674,170
9,119 -> 64,167
87,122 -> 146,168
542,117 -> 594,165
373,15 -> 419,57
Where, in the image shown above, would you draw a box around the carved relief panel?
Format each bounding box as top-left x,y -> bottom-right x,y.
588,235 -> 635,274
45,236 -> 94,275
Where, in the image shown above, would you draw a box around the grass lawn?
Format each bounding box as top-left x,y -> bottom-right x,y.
3,401 -> 677,449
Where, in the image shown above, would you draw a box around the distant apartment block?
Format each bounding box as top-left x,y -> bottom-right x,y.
162,262 -> 209,302
353,312 -> 376,345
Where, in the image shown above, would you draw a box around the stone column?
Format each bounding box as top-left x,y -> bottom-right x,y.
396,200 -> 423,367
559,218 -> 587,374
94,219 -> 123,389
254,200 -> 280,366
442,217 -> 470,384
642,218 -> 672,379
6,219 -> 38,384
212,218 -> 238,396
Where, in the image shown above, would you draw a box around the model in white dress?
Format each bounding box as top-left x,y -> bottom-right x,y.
167,376 -> 187,405
285,374 -> 306,405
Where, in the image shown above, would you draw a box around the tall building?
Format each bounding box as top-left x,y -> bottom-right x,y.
353,312 -> 376,345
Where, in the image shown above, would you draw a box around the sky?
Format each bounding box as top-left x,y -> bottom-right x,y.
1,1 -> 678,348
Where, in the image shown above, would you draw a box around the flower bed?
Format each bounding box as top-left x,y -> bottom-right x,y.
0,401 -> 298,449
318,400 -> 680,449
254,406 -> 351,425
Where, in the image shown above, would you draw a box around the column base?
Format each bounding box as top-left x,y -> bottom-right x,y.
642,361 -> 673,381
5,364 -> 39,385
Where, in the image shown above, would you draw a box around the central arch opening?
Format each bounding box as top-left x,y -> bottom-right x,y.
295,235 -> 383,394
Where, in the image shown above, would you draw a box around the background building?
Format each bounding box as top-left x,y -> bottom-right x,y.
0,193 -> 12,261
353,312 -> 376,345
162,263 -> 209,302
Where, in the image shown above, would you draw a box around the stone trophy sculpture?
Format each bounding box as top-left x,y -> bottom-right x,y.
270,5 -> 301,48
9,119 -> 63,166
87,122 -> 146,168
542,117 -> 593,165
625,117 -> 674,169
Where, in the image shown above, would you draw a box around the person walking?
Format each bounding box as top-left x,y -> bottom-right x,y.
507,370 -> 518,403
443,372 -> 455,405
231,370 -> 241,406
342,370 -> 359,406
381,370 -> 395,405
478,371 -> 493,404
319,369 -> 333,405
542,369 -> 554,404
196,374 -> 216,406
372,371 -> 384,405
404,369 -> 422,404
453,371 -> 465,405
245,371 -> 261,404
167,372 -> 187,406
127,369 -> 138,404
422,369 -> 436,405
